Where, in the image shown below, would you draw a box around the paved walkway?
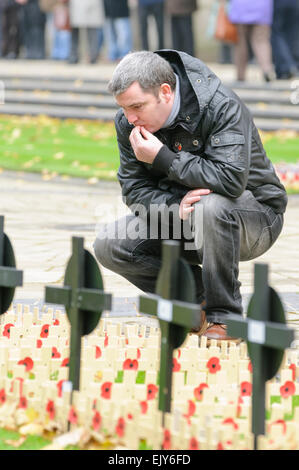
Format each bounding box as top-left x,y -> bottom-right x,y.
0,170 -> 298,340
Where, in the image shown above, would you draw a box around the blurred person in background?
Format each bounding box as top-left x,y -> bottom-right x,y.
165,0 -> 197,57
103,0 -> 132,62
228,0 -> 275,82
271,0 -> 299,79
0,0 -> 22,59
138,0 -> 164,51
19,0 -> 46,59
39,0 -> 71,60
68,0 -> 104,64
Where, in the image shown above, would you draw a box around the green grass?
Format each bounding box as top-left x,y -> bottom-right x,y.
0,428 -> 51,450
0,115 -> 298,183
0,115 -> 119,181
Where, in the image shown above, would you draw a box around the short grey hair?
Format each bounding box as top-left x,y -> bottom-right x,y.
108,51 -> 176,96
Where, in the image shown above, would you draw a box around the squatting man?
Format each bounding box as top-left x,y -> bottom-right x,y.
94,50 -> 287,342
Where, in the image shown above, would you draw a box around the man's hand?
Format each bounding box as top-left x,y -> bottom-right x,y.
179,189 -> 212,220
129,126 -> 163,164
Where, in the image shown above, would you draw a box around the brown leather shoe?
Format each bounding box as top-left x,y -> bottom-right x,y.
205,323 -> 242,345
189,304 -> 241,345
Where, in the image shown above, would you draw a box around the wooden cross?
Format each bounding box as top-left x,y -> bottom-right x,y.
226,263 -> 295,449
45,237 -> 112,391
0,216 -> 23,315
139,240 -> 203,420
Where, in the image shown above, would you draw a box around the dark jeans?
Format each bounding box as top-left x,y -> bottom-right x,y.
93,191 -> 284,322
1,6 -> 20,57
170,15 -> 194,57
138,3 -> 164,50
271,4 -> 299,77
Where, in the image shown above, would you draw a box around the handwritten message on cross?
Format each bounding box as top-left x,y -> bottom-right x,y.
45,237 -> 112,391
226,263 -> 295,449
0,216 -> 23,315
139,240 -> 203,417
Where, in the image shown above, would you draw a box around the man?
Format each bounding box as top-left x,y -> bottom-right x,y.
94,50 -> 287,342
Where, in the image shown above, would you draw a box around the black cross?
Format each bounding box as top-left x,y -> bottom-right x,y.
139,241 -> 203,418
0,216 -> 23,315
45,237 -> 111,391
226,263 -> 295,449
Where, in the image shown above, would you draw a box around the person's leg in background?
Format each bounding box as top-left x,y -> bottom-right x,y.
170,14 -> 194,56
68,26 -> 79,63
138,4 -> 149,50
87,27 -> 100,63
105,18 -> 118,61
114,17 -> 133,59
271,4 -> 296,79
234,24 -> 250,81
250,24 -> 274,81
151,2 -> 164,50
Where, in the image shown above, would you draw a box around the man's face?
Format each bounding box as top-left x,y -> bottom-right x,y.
115,81 -> 174,134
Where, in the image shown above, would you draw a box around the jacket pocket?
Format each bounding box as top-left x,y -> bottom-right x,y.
210,133 -> 245,147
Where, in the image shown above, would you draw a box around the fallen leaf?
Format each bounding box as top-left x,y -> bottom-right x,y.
4,436 -> 26,448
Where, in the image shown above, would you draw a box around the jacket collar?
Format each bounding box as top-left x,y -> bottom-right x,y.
155,49 -> 221,133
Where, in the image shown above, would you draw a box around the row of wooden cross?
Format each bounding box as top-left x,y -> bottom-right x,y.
0,215 -> 295,450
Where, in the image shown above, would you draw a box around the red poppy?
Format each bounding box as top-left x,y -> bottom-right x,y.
248,361 -> 253,373
95,346 -> 102,359
280,380 -> 296,398
185,400 -> 196,418
57,379 -> 66,398
61,357 -> 69,367
0,389 -> 6,405
240,381 -> 252,397
127,413 -> 133,420
206,357 -> 221,374
123,358 -> 139,370
18,396 -> 27,409
194,383 -> 208,401
18,357 -> 34,372
115,417 -> 125,438
53,319 -> 59,325
146,383 -> 158,401
162,429 -> 171,450
36,339 -> 42,348
237,396 -> 243,417
189,437 -> 199,450
217,442 -> 224,450
222,417 -> 239,430
46,400 -> 55,420
268,419 -> 287,435
68,406 -> 78,424
40,324 -> 50,338
172,357 -> 181,372
289,363 -> 296,381
140,401 -> 148,414
52,347 -> 61,358
3,323 -> 14,338
92,410 -> 102,431
101,381 -> 112,399
104,333 -> 108,347
137,348 -> 141,359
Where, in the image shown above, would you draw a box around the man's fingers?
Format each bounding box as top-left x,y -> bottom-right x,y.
189,189 -> 211,196
184,195 -> 203,204
139,126 -> 155,140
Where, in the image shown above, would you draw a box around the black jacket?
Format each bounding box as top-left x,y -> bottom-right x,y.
116,50 -> 287,217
